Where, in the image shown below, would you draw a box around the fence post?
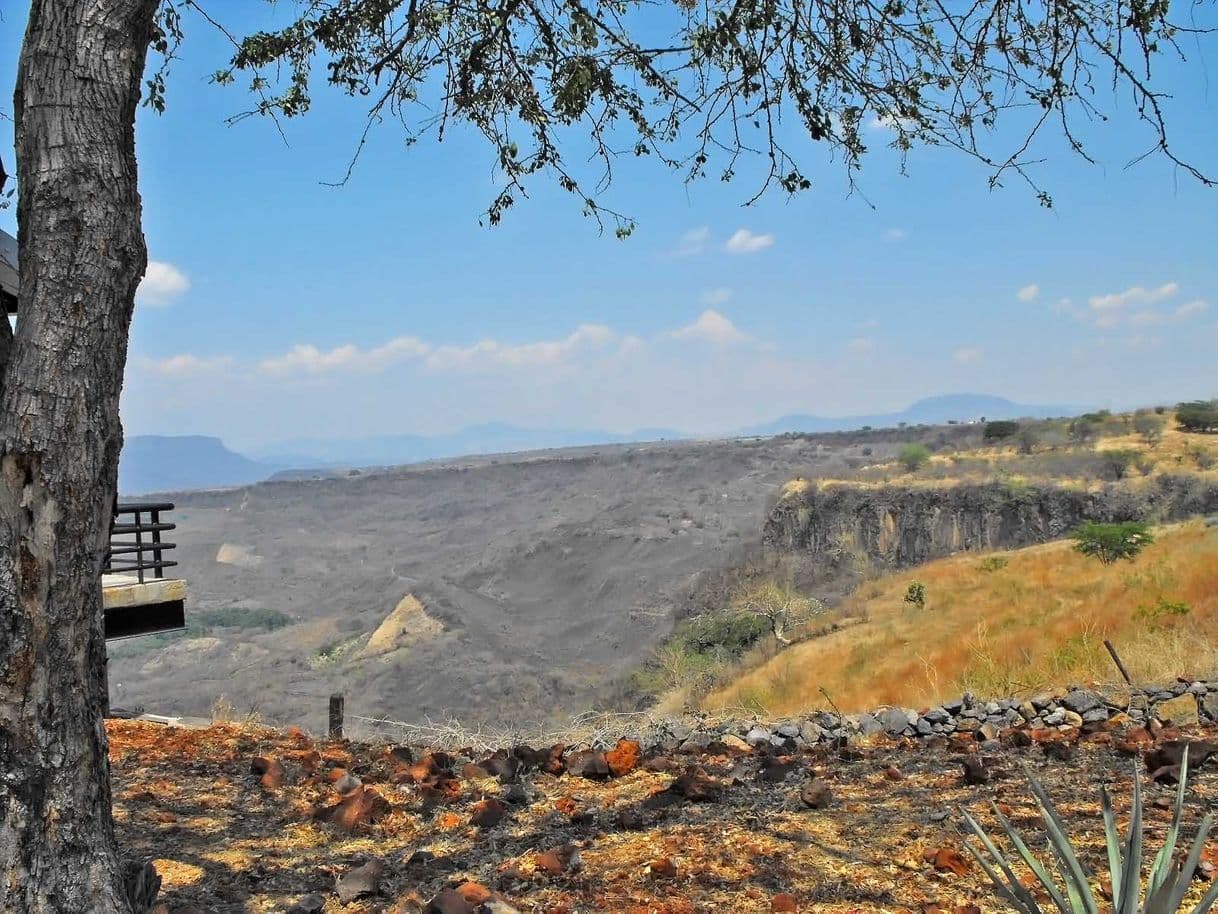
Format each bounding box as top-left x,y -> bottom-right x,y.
329,693 -> 344,740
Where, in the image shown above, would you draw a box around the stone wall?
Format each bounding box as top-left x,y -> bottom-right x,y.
763,474 -> 1218,569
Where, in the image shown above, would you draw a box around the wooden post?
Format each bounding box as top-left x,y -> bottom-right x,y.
329,693 -> 344,740
1103,639 -> 1133,685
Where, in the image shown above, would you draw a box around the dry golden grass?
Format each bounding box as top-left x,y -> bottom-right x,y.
704,521 -> 1218,715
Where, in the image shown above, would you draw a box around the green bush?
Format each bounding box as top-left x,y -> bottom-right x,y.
1134,597 -> 1191,629
898,443 -> 931,472
983,420 -> 1020,442
1177,400 -> 1218,433
903,581 -> 927,609
1071,521 -> 1154,565
1132,411 -> 1166,444
978,556 -> 1009,573
1100,448 -> 1143,480
190,607 -> 294,632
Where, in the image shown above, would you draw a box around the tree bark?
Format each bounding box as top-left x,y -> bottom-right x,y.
0,2 -> 158,912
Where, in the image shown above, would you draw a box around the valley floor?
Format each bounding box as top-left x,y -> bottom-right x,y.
112,718 -> 1218,913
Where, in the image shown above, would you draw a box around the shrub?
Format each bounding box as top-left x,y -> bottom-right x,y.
1067,417 -> 1097,444
1071,521 -> 1154,565
903,581 -> 926,609
1177,400 -> 1218,433
1100,448 -> 1143,481
1016,426 -> 1038,455
964,751 -> 1218,914
983,420 -> 1020,442
1134,597 -> 1191,629
898,443 -> 931,472
978,556 -> 1009,573
1132,411 -> 1167,444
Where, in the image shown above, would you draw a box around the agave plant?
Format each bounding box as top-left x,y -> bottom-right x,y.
962,748 -> 1218,913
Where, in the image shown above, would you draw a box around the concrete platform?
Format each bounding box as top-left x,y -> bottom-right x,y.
102,575 -> 186,609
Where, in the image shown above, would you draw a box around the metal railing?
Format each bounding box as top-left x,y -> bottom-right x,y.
104,501 -> 178,583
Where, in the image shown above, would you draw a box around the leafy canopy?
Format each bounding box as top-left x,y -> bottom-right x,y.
1071,520 -> 1154,565
155,0 -> 1215,232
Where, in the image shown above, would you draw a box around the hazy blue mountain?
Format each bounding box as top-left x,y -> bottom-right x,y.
119,436 -> 281,496
254,424 -> 688,468
741,394 -> 1079,437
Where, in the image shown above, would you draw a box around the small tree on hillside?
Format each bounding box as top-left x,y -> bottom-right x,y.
1132,411 -> 1167,444
1068,417 -> 1098,444
1017,426 -> 1039,455
1100,448 -> 1143,480
733,582 -> 826,646
1071,521 -> 1154,565
899,443 -> 932,472
1177,401 -> 1218,433
983,420 -> 1020,443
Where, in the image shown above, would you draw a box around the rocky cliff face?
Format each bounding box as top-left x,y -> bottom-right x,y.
763,474 -> 1218,568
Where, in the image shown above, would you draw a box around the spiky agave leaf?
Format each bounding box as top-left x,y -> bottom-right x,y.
962,746 -> 1218,914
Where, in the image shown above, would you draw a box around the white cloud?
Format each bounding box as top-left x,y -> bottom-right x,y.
260,335 -> 431,376
724,229 -> 775,255
953,347 -> 983,364
1017,284 -> 1040,302
1088,281 -> 1178,312
139,353 -> 233,379
884,228 -> 908,242
424,324 -> 617,372
1175,298 -> 1209,319
673,226 -> 710,257
846,337 -> 875,354
669,310 -> 750,345
700,287 -> 733,306
137,261 -> 190,306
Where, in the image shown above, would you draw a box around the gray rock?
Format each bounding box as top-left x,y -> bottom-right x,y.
799,721 -> 825,743
942,699 -> 965,714
775,722 -> 802,739
1043,708 -> 1067,727
745,727 -> 772,748
1062,689 -> 1105,715
1189,682 -> 1209,696
1061,710 -> 1084,728
1082,708 -> 1110,724
1202,694 -> 1218,721
923,707 -> 951,724
813,711 -> 841,730
856,714 -> 883,736
878,708 -> 912,734
336,860 -> 384,904
915,718 -> 935,737
287,895 -> 325,914
980,739 -> 1002,752
984,702 -> 1001,716
1031,694 -> 1055,711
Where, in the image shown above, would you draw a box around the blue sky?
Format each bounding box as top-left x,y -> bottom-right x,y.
2,4 -> 1217,450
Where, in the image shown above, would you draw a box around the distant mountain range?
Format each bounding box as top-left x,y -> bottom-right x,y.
118,435 -> 283,496
739,394 -> 1078,437
119,394 -> 1078,494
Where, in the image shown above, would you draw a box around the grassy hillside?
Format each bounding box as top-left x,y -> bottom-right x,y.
700,520 -> 1218,715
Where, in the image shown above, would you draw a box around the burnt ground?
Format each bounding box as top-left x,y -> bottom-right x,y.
112,718 -> 1218,914
108,434 -> 907,732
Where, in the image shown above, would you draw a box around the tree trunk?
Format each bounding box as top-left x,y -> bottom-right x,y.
0,2 -> 158,912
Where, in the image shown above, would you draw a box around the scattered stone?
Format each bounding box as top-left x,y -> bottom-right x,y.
566,750 -> 611,780
250,756 -> 286,790
336,859 -> 384,904
759,756 -> 800,783
771,892 -> 799,912
286,894 -> 325,914
746,726 -> 773,748
883,765 -> 904,781
1061,710 -> 1084,729
960,757 -> 990,786
423,888 -> 476,914
606,739 -> 641,777
470,798 -> 507,828
800,778 -> 833,809
647,857 -> 677,879
1063,689 -> 1105,715
314,786 -> 392,831
669,765 -> 723,802
333,772 -> 362,795
1156,695 -> 1200,726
